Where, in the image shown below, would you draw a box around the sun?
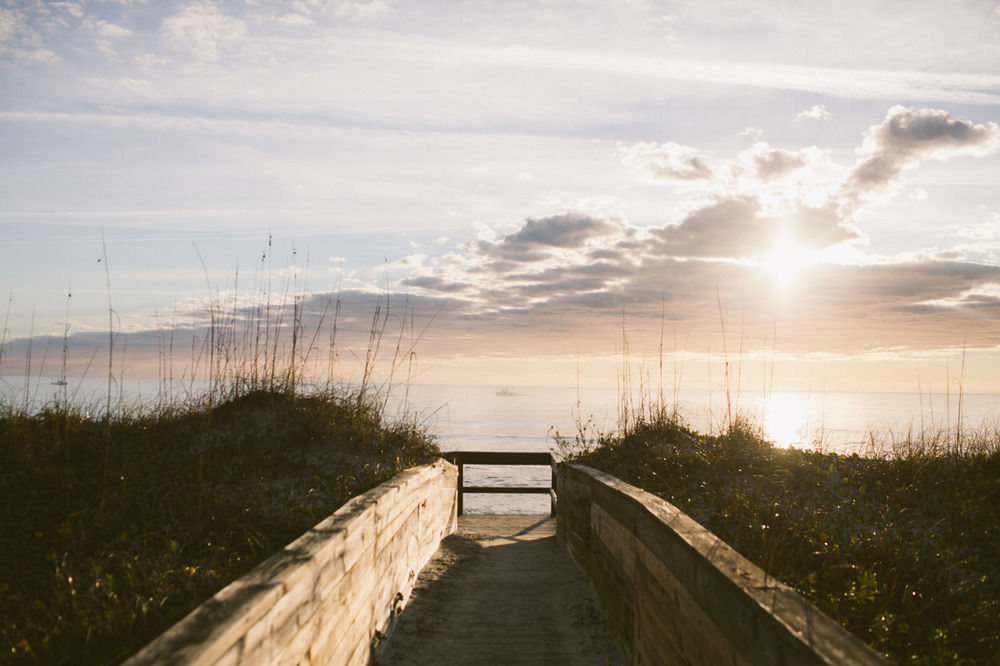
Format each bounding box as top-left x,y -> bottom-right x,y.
761,239 -> 814,292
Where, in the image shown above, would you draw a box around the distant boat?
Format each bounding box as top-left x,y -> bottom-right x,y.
496,386 -> 525,397
53,290 -> 71,388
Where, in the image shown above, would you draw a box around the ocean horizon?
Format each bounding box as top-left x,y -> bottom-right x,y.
5,376 -> 998,449
7,375 -> 997,514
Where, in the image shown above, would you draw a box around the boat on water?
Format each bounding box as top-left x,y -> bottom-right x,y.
496,386 -> 525,397
53,290 -> 72,388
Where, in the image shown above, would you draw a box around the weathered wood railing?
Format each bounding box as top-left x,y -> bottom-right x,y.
444,451 -> 557,516
125,461 -> 458,666
557,463 -> 889,665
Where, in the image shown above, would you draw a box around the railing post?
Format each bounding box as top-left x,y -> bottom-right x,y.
456,461 -> 464,516
550,454 -> 557,517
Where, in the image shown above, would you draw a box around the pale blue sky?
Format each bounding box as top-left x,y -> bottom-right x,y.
2,0 -> 1000,391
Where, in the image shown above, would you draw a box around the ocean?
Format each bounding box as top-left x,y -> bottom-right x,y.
398,384 -> 1000,513
5,377 -> 998,514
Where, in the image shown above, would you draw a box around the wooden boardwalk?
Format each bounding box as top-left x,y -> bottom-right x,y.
377,514 -> 626,665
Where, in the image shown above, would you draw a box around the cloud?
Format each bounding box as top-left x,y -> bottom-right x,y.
279,13 -> 315,26
925,249 -> 965,261
117,77 -> 160,98
845,106 -> 1000,198
84,77 -> 161,100
458,43 -> 1000,106
408,109 -> 1000,328
7,47 -> 60,62
737,142 -> 808,182
50,2 -> 85,19
863,106 -> 1000,159
620,139 -> 842,257
333,1 -> 390,20
398,213 -> 640,315
6,96 -> 999,372
13,250 -> 1000,375
97,21 -> 132,38
0,9 -> 18,42
796,104 -> 831,121
619,141 -> 712,183
648,188 -> 860,262
822,261 -> 1000,315
383,106 -> 1000,358
134,53 -> 170,66
384,254 -> 426,270
161,1 -> 247,60
785,202 -> 863,250
95,39 -> 118,58
651,196 -> 769,258
948,215 -> 1000,242
504,213 -> 619,248
468,213 -> 623,267
399,275 -> 471,294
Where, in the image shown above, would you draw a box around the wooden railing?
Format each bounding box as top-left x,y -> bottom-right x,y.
444,451 -> 557,516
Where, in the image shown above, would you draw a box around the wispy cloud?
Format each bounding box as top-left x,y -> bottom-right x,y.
95,21 -> 131,38
332,0 -> 390,21
3,1 -> 1000,391
462,44 -> 1000,105
161,1 -> 247,61
796,104 -> 831,121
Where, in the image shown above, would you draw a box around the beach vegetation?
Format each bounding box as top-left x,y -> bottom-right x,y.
558,408 -> 1000,664
0,249 -> 439,664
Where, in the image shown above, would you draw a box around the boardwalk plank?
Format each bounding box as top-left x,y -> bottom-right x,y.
377,515 -> 626,665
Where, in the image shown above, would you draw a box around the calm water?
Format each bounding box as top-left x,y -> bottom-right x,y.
397,384 -> 1000,513
5,377 -> 998,514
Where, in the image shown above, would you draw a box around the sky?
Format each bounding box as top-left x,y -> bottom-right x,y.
2,0 -> 1000,394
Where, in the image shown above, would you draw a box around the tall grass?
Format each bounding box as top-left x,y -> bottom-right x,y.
557,376 -> 1000,664
553,304 -> 1000,663
0,248 -> 440,665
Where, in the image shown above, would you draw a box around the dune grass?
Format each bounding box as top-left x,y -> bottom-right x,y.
1,251 -> 441,664
0,385 -> 439,665
557,409 -> 1000,664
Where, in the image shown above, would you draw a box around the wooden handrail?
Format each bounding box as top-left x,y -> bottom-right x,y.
444,451 -> 557,516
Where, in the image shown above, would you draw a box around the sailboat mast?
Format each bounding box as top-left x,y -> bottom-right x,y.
53,287 -> 71,387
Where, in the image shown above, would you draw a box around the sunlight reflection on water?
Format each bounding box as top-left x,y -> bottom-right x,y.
762,392 -> 814,448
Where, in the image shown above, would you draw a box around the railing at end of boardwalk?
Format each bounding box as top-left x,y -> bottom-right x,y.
444,451 -> 557,516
